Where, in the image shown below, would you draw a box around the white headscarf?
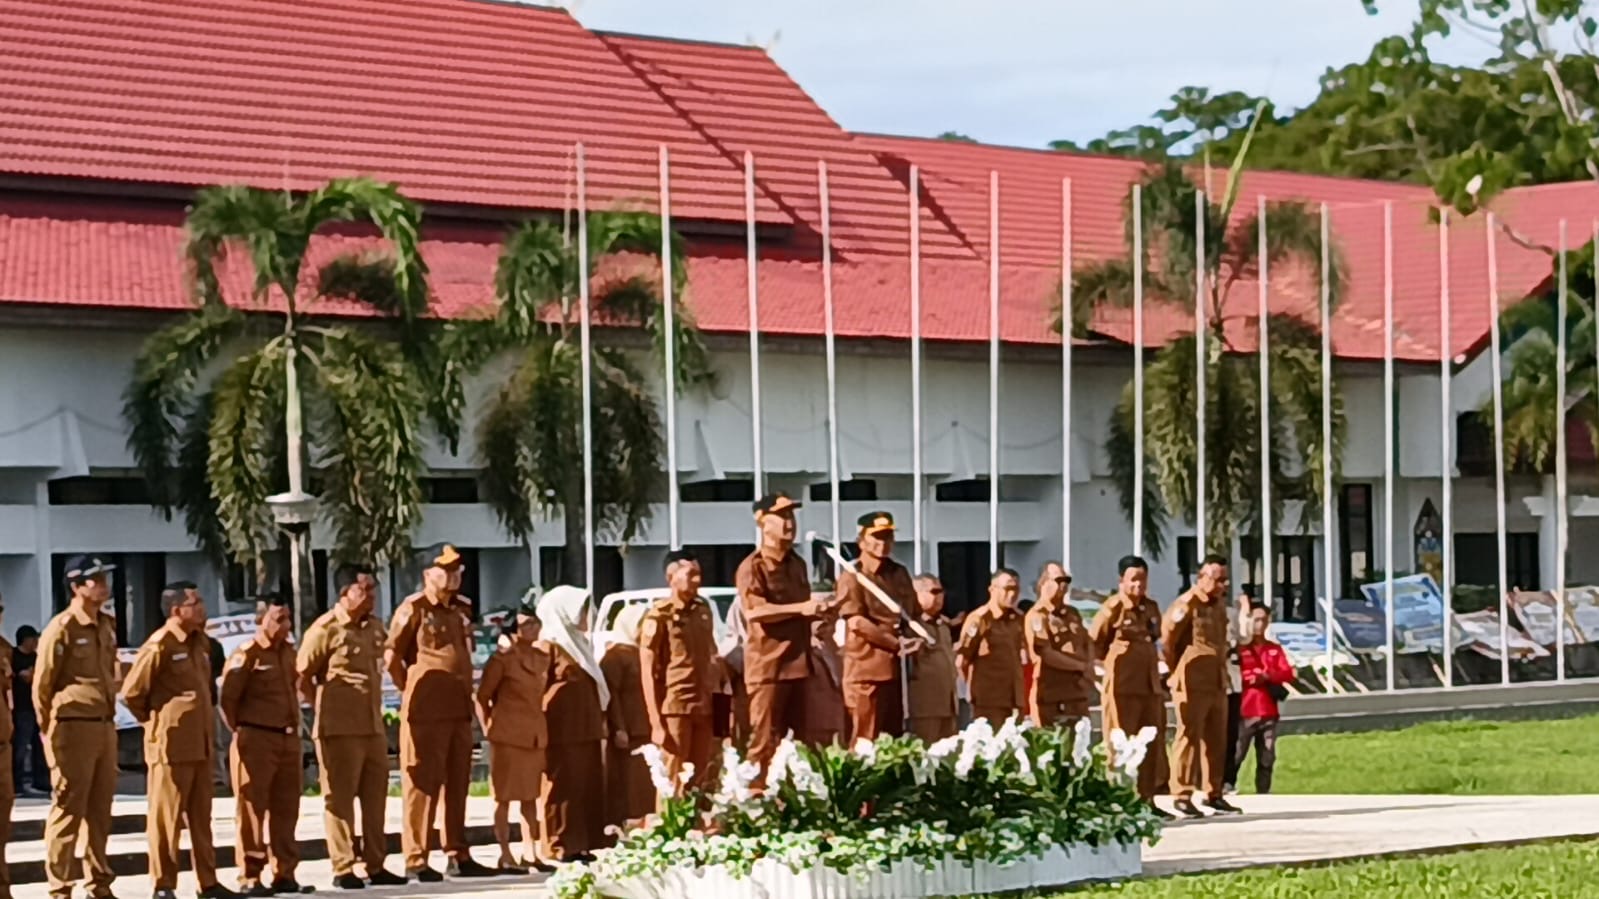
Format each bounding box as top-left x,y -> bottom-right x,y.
538,585 -> 610,710
597,601 -> 650,657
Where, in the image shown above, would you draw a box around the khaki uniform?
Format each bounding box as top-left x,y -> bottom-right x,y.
1025,600 -> 1096,727
803,622 -> 845,748
1090,592 -> 1167,801
121,622 -> 220,891
638,594 -> 717,793
386,592 -> 475,869
1,637 -> 13,899
297,606 -> 389,878
907,617 -> 958,743
34,606 -> 119,899
956,606 -> 1025,725
736,548 -> 813,771
540,644 -> 605,860
220,636 -> 302,885
837,558 -> 915,741
1162,589 -> 1230,800
477,642 -> 550,803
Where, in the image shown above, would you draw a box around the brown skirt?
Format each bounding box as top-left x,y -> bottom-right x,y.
489,742 -> 546,803
605,744 -> 656,829
541,740 -> 604,860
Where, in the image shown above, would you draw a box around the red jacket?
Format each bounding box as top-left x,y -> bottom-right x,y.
1237,640 -> 1295,719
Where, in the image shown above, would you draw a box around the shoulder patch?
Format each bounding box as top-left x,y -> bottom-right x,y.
642,618 -> 659,640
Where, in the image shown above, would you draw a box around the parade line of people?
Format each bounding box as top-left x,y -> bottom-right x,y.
3,491 -> 1293,899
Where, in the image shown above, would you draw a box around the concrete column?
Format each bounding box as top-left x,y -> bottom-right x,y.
32,479 -> 52,625
1537,474 -> 1558,591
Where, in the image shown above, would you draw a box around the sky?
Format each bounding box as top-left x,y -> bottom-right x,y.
568,0 -> 1487,149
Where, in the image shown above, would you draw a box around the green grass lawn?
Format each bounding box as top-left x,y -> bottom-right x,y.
1233,714 -> 1599,795
1050,839 -> 1599,898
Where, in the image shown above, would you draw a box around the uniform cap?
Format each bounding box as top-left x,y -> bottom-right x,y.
665,548 -> 699,566
752,492 -> 802,518
63,555 -> 117,581
424,543 -> 463,570
857,511 -> 895,534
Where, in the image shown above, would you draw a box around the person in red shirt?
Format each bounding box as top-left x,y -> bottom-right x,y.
1234,603 -> 1295,794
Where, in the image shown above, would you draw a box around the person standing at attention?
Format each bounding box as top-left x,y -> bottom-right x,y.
1162,554 -> 1243,818
836,512 -> 918,741
121,582 -> 240,899
955,569 -> 1026,725
639,550 -> 719,795
600,604 -> 654,830
0,600 -> 14,899
536,586 -> 608,864
475,604 -> 553,874
1025,563 -> 1095,729
297,567 -> 403,890
1090,555 -> 1170,817
905,575 -> 958,743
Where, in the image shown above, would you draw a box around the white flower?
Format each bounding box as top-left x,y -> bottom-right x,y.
713,744 -> 761,807
1106,727 -> 1157,783
766,734 -> 799,788
1072,717 -> 1093,767
678,761 -> 697,786
635,743 -> 676,795
852,737 -> 878,763
927,734 -> 961,761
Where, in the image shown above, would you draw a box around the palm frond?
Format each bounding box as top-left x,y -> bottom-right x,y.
298,178 -> 429,325
496,220 -> 574,341
1217,99 -> 1268,222
206,341 -> 288,565
1226,202 -> 1346,311
595,276 -> 715,389
1105,379 -> 1171,560
174,388 -> 229,565
586,211 -> 689,296
589,345 -> 666,542
184,186 -> 300,306
477,339 -> 575,541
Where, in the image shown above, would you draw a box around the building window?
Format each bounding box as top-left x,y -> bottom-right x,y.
1176,536 -> 1197,590
680,479 -> 755,503
936,541 -> 1001,618
935,479 -> 990,503
808,479 -> 878,502
1339,484 -> 1373,597
539,546 -> 623,603
1242,535 -> 1317,621
47,476 -> 152,505
421,477 -> 480,504
811,540 -> 859,587
682,544 -> 755,587
1453,533 -> 1540,591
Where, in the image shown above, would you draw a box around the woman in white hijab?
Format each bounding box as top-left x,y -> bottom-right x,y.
600,603 -> 654,829
536,586 -> 608,863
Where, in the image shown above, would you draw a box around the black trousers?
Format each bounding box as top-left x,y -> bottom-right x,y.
1222,692 -> 1242,788
1234,716 -> 1280,794
12,709 -> 49,791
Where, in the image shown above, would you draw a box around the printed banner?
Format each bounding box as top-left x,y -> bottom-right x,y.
1268,621 -> 1356,669
1505,591 -> 1588,648
1568,587 -> 1599,644
1450,610 -> 1548,660
1361,574 -> 1444,652
1331,599 -> 1388,654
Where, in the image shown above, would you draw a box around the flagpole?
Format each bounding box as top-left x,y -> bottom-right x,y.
576,142 -> 595,589
1195,190 -> 1207,558
1258,195 -> 1273,615
1439,209 -> 1454,687
820,161 -> 842,550
910,166 -> 924,574
1320,203 -> 1336,686
988,170 -> 1001,571
745,152 -> 764,494
1382,200 -> 1395,692
1062,178 -> 1073,570
1132,184 -> 1145,557
1555,219 -> 1569,680
660,145 -> 680,550
1487,213 -> 1510,685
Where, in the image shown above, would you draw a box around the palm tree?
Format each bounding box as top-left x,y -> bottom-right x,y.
1059,153 -> 1347,559
124,178 -> 460,578
473,212 -> 712,585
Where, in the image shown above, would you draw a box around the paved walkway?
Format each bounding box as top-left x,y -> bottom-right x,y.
7,794 -> 1595,897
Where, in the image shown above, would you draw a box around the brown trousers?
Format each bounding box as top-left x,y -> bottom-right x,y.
971,704 -> 1019,726
908,716 -> 957,744
541,740 -> 604,861
0,740 -> 12,899
399,719 -> 472,868
1030,698 -> 1089,729
231,728 -> 302,883
315,734 -> 389,877
661,714 -> 715,796
43,720 -> 118,899
844,679 -> 903,743
1169,688 -> 1227,800
148,761 -> 218,890
747,680 -> 806,780
1102,692 -> 1166,801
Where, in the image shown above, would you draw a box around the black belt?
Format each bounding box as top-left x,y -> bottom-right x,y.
238,722 -> 297,735
57,716 -> 112,723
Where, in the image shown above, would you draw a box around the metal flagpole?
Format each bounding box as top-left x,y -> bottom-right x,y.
1556,219 -> 1569,680
745,152 -> 764,494
1062,178 -> 1073,570
988,170 -> 1001,571
1382,201 -> 1396,692
1196,190 -> 1207,557
820,161 -> 842,551
1320,203 -> 1336,686
1439,209 -> 1454,688
1258,195 -> 1273,616
660,145 -> 680,550
1132,184 -> 1145,556
1486,213 -> 1510,685
576,143 -> 596,589
910,166 -> 924,574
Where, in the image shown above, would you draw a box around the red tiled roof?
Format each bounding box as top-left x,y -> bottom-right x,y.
0,0 -> 786,224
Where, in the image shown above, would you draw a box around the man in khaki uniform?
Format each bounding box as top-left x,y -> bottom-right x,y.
1025,563 -> 1095,728
1162,554 -> 1242,818
298,567 -> 403,890
35,557 -> 121,899
1090,555 -> 1169,812
836,512 -> 917,741
385,545 -> 492,879
906,575 -> 958,743
955,569 -> 1026,725
1,601 -> 14,899
737,493 -> 827,778
219,598 -> 309,895
122,582 -> 239,899
639,550 -> 718,794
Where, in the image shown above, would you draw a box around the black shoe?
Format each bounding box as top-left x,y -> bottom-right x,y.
1152,805 -> 1176,821
270,882 -> 313,895
155,891 -> 179,899
364,870 -> 404,888
1173,797 -> 1207,819
331,875 -> 364,891
446,858 -> 495,879
406,868 -> 443,884
242,884 -> 274,899
1208,796 -> 1243,815
522,858 -> 556,875
199,887 -> 242,899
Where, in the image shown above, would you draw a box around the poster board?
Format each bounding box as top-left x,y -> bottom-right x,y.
1268,621 -> 1356,669
1361,574 -> 1444,653
1505,590 -> 1588,648
1331,599 -> 1388,655
1567,587 -> 1599,644
1450,610 -> 1548,660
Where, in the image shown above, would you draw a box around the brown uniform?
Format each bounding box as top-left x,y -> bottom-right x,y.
803,620 -> 845,748
1,637 -> 13,899
540,643 -> 605,860
34,606 -> 119,899
1025,600 -> 1096,727
477,642 -> 551,803
906,616 -> 958,743
956,606 -> 1025,725
297,606 -> 389,878
837,558 -> 915,741
121,622 -> 220,891
1162,589 -> 1230,800
736,547 -> 813,771
1090,592 -> 1167,801
601,644 -> 653,827
638,594 -> 717,793
220,635 -> 303,885
386,592 -> 475,869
